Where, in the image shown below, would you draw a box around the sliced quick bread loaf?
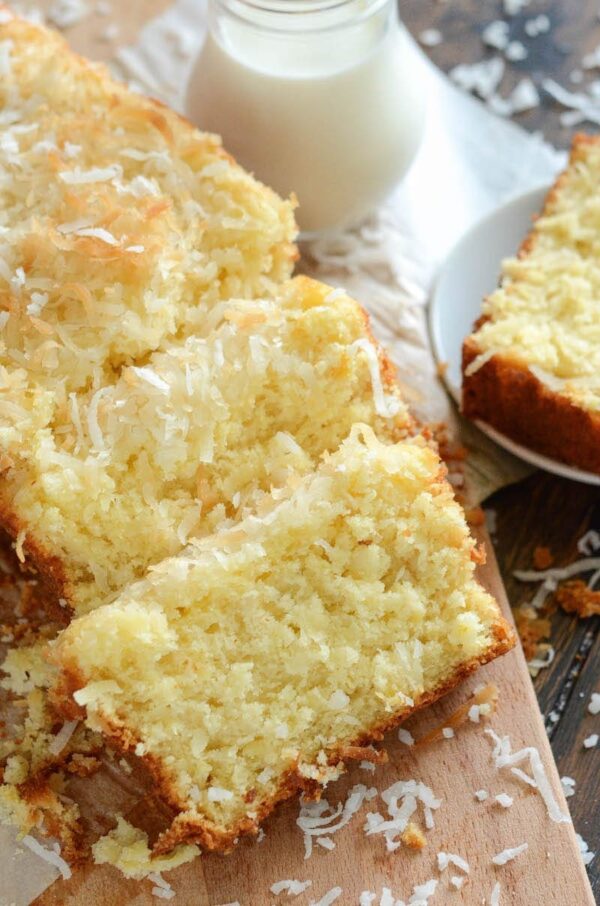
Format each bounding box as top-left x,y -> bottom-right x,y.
53,426 -> 513,854
1,277 -> 411,613
462,134 -> 600,473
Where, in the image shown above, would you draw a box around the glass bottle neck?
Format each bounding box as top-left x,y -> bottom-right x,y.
208,0 -> 398,78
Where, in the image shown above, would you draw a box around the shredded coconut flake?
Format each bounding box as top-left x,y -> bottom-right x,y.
22,837 -> 72,880
588,693 -> 600,715
560,776 -> 576,799
576,833 -> 595,867
271,879 -> 312,896
419,28 -> 443,48
74,226 -> 118,245
474,789 -> 489,801
350,339 -> 400,418
398,728 -> 415,746
59,164 -> 121,184
492,842 -> 528,865
207,786 -> 233,802
48,720 -> 79,756
495,793 -> 513,808
298,784 -> 372,859
437,851 -> 470,873
364,779 -> 441,853
489,881 -> 501,906
130,366 -> 171,393
583,733 -> 598,749
486,729 -> 569,823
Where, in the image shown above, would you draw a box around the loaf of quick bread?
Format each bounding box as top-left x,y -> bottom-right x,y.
0,8 -> 513,872
53,426 -> 512,854
462,134 -> 600,474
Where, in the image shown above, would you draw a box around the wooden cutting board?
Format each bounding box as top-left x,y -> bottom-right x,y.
30,534 -> 594,906
10,4 -> 594,904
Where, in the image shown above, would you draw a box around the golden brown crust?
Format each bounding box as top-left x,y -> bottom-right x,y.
53,615 -> 514,856
462,134 -> 600,474
462,337 -> 600,474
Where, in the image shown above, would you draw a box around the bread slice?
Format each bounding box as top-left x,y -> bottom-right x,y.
462,134 -> 600,474
52,426 -> 513,854
0,276 -> 411,613
0,12 -> 296,396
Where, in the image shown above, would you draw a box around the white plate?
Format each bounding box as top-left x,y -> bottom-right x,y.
429,185 -> 600,487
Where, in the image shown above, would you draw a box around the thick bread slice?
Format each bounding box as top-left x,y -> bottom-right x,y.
0,276 -> 411,613
462,134 -> 600,474
53,426 -> 513,854
0,12 -> 296,396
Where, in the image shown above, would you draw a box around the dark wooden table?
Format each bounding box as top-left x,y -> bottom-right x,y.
401,0 -> 600,894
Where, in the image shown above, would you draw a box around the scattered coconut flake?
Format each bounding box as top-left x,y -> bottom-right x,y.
257,828 -> 266,843
316,836 -> 335,851
409,879 -> 438,903
359,895 -> 376,906
450,57 -> 505,100
271,879 -> 312,896
148,872 -> 175,901
364,779 -> 441,853
437,851 -> 470,873
419,28 -> 443,48
492,842 -> 528,865
475,789 -> 489,801
126,244 -> 145,253
489,881 -> 501,905
495,793 -> 513,808
482,20 -> 509,51
450,876 -> 464,890
48,720 -> 79,756
576,833 -> 595,867
442,727 -> 454,739
579,531 -> 600,556
527,644 -> 555,677
583,734 -> 598,749
468,705 -> 482,723
22,837 -> 72,880
583,44 -> 600,69
504,0 -> 529,13
524,14 -> 550,37
488,78 -> 540,116
560,776 -> 576,799
308,887 -> 342,906
398,728 -> 415,746
506,40 -> 528,61
207,786 -> 233,802
588,693 -> 600,715
298,784 -> 372,859
486,729 -> 569,823
360,760 -> 376,773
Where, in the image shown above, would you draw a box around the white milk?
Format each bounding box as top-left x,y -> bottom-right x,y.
187,3 -> 426,233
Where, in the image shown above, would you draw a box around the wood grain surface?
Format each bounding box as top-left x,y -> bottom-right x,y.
8,0 -> 600,902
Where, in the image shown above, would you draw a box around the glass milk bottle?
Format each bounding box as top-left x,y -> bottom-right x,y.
187,0 -> 426,234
